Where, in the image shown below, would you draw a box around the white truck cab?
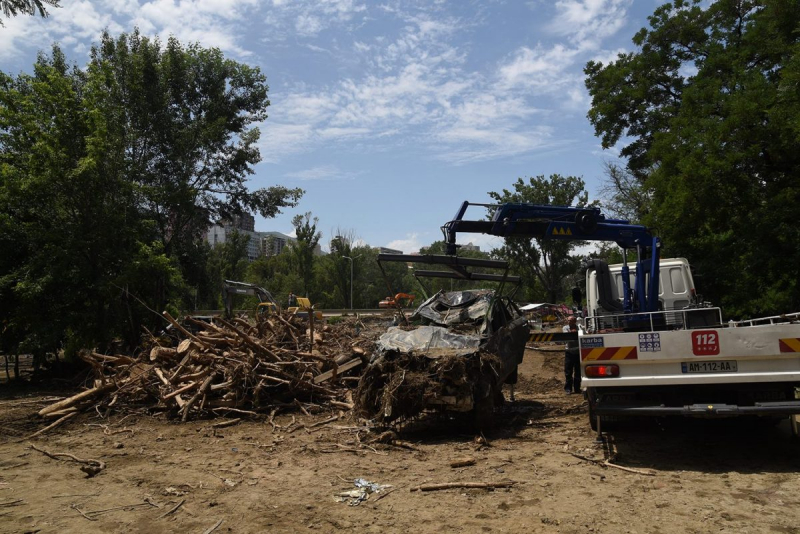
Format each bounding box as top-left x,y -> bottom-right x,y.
585,257 -> 696,329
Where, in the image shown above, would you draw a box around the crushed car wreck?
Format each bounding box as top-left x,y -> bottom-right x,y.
355,289 -> 529,430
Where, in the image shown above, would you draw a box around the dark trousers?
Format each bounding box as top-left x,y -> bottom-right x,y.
564,351 -> 581,393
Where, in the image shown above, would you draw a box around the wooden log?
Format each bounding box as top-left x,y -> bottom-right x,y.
450,457 -> 477,468
176,339 -> 195,356
24,412 -> 78,440
90,353 -> 135,365
211,418 -> 241,429
162,381 -> 198,400
209,380 -> 233,391
295,351 -> 328,363
313,359 -> 362,384
258,375 -> 292,386
181,374 -> 215,422
175,368 -> 212,383
196,335 -> 234,347
42,407 -> 79,419
149,346 -> 178,362
334,354 -> 352,365
154,368 -> 171,387
329,400 -> 354,410
38,384 -> 115,417
161,311 -> 202,343
167,354 -> 192,383
216,318 -> 280,362
154,368 -> 186,408
203,519 -> 224,534
410,481 -> 515,492
308,313 -> 315,351
274,313 -> 301,332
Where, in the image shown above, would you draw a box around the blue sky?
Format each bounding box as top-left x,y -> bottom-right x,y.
1,0 -> 661,253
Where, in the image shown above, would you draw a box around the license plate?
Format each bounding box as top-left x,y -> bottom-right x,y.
681,360 -> 737,373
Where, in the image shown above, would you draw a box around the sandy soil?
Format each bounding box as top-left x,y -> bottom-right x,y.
1,347 -> 799,534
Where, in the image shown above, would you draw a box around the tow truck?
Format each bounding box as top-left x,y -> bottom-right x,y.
443,201 -> 800,434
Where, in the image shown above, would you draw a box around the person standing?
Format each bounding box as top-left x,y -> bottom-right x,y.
563,316 -> 581,394
288,292 -> 297,307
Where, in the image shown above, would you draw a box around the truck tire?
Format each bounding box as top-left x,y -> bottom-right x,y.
587,388 -> 620,431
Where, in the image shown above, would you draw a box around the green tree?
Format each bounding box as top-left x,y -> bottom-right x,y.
0,33 -> 303,360
88,30 -> 303,259
598,162 -> 650,222
289,213 -> 321,299
323,231 -> 356,308
0,46 -> 139,357
585,0 -> 800,316
246,248 -> 300,309
204,230 -> 250,308
488,175 -> 594,304
0,0 -> 58,24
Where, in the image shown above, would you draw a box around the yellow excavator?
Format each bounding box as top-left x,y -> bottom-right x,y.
287,296 -> 323,320
222,280 -> 280,318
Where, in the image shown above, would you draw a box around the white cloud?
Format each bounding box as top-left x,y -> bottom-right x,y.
284,165 -> 357,181
263,0 -> 366,38
295,14 -> 323,36
386,233 -> 423,254
258,7 -> 562,165
589,47 -> 628,67
550,0 -> 632,49
0,0 -> 634,167
1,0 -> 261,63
498,44 -> 580,90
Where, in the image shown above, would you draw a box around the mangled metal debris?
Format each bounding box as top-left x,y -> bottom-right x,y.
355,289 -> 529,429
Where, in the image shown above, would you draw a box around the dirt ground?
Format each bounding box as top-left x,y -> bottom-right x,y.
2,347 -> 800,534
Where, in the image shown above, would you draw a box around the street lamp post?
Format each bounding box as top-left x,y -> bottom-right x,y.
342,256 -> 353,309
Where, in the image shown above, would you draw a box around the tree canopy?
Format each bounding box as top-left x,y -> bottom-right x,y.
0,32 -> 302,358
488,175 -> 594,304
0,0 -> 58,24
585,0 -> 800,317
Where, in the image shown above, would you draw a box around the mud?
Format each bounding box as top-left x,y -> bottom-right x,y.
1,347 -> 799,534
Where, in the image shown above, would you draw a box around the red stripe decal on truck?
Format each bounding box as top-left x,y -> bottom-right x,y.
581,346 -> 638,361
779,338 -> 800,353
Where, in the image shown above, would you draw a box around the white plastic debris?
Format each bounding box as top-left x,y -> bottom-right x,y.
335,478 -> 391,506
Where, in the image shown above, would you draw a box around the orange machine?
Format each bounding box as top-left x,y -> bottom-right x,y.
378,293 -> 415,309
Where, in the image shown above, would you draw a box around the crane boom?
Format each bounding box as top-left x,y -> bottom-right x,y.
441,201 -> 661,314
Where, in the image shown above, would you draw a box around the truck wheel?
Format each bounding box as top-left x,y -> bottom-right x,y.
588,399 -> 598,432
587,388 -> 619,432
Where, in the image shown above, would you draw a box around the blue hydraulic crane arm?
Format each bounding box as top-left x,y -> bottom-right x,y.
442,201 -> 662,314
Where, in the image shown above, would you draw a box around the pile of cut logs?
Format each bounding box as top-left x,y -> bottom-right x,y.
38,311 -> 371,422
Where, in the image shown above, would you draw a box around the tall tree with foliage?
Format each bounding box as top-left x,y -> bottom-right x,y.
598,162 -> 651,222
88,30 -> 303,258
321,230 -> 362,308
488,175 -> 593,304
289,213 -> 321,299
585,0 -> 800,317
0,32 -> 302,359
